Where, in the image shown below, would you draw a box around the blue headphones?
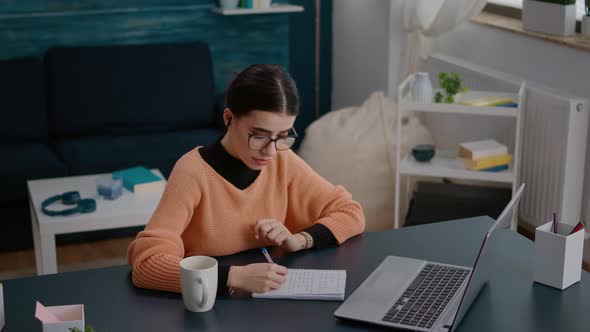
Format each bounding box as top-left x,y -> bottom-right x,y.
41,191 -> 96,216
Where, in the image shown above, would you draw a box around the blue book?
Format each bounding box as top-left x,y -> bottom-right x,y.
496,102 -> 518,108
244,0 -> 254,8
112,166 -> 163,192
479,164 -> 509,172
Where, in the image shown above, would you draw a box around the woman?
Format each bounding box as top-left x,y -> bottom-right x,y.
127,64 -> 365,295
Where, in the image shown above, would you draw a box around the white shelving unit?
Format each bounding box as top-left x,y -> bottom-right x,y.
394,73 -> 526,230
211,4 -> 304,15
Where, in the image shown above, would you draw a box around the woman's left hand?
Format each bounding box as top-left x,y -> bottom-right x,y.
254,219 -> 304,252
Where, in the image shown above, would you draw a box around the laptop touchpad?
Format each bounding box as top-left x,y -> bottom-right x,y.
367,270 -> 398,288
367,256 -> 424,291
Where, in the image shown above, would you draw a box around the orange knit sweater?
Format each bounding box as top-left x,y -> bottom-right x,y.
127,147 -> 365,293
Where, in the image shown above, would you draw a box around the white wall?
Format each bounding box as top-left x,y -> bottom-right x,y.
332,3 -> 590,262
432,22 -> 590,226
332,0 -> 406,109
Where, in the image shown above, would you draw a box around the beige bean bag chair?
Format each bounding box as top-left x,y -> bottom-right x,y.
298,92 -> 434,231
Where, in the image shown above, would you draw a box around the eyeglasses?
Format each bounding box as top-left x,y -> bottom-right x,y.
247,128 -> 298,151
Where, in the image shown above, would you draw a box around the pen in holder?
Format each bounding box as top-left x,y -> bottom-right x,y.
533,221 -> 584,290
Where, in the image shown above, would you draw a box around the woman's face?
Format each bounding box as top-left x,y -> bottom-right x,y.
223,109 -> 297,170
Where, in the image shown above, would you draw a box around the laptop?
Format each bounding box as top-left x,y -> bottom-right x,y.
334,183 -> 525,332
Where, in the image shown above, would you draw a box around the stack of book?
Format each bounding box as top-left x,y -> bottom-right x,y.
458,139 -> 511,172
239,0 -> 271,9
458,96 -> 518,108
112,166 -> 165,193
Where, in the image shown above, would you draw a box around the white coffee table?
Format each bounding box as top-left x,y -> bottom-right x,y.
27,169 -> 166,275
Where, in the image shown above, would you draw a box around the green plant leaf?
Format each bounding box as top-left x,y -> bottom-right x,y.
436,71 -> 466,102
434,91 -> 443,103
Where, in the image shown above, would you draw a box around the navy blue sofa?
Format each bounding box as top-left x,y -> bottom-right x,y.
1,41 -> 224,251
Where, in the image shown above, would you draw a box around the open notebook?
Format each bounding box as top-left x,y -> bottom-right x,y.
252,269 -> 346,301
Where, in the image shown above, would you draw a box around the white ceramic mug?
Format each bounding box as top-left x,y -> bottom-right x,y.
180,256 -> 218,312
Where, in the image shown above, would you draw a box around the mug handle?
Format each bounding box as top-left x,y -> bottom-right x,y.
198,277 -> 209,307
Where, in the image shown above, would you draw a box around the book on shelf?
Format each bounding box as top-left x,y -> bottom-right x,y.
464,154 -> 512,170
478,164 -> 509,172
496,102 -> 518,108
112,166 -> 164,193
458,96 -> 514,107
240,0 -> 253,8
458,139 -> 508,160
240,0 -> 269,9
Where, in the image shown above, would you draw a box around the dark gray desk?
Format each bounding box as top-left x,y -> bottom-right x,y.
2,217 -> 589,331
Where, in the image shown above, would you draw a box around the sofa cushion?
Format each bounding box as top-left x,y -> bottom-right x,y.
0,143 -> 68,202
53,129 -> 222,177
45,41 -> 216,139
0,58 -> 48,143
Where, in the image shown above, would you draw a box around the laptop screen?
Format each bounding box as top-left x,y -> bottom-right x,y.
450,184 -> 525,331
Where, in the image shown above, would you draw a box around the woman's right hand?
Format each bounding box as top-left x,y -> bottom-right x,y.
228,263 -> 288,293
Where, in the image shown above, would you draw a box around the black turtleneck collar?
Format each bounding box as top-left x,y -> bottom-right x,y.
199,138 -> 261,190
200,138 -> 338,298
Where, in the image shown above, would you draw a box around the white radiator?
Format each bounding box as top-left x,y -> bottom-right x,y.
425,53 -> 589,228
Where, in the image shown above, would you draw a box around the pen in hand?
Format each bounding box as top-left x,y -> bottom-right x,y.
262,247 -> 275,264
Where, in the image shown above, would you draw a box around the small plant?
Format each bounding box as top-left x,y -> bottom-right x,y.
434,72 -> 467,104
68,326 -> 95,332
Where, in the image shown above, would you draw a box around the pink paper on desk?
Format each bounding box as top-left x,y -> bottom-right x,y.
35,301 -> 61,323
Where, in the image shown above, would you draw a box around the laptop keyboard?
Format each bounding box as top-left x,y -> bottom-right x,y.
382,264 -> 470,329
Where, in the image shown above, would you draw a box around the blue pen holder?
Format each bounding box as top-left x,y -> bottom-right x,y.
96,176 -> 123,200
